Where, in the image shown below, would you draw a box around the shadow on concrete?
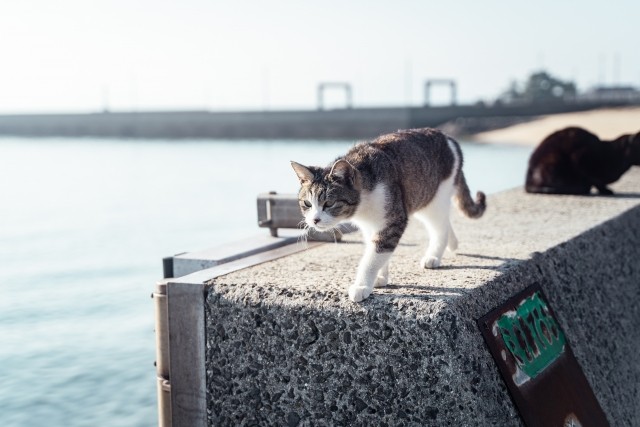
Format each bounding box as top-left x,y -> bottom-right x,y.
437,264 -> 503,271
379,284 -> 468,301
436,252 -> 522,271
337,240 -> 419,247
609,192 -> 640,199
568,192 -> 640,199
457,253 -> 519,262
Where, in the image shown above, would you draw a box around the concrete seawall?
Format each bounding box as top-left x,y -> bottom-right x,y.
0,102 -> 627,139
156,168 -> 640,426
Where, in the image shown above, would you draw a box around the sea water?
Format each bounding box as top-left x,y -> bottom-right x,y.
0,137 -> 532,426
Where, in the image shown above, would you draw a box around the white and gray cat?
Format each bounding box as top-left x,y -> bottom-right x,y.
291,128 -> 486,302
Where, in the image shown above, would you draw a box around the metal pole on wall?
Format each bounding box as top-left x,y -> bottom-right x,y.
317,82 -> 352,110
317,84 -> 324,110
153,281 -> 172,427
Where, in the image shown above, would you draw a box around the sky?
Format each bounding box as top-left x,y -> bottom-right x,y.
1,0 -> 638,113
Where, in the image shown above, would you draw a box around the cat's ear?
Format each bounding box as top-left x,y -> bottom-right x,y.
329,160 -> 356,184
291,161 -> 314,185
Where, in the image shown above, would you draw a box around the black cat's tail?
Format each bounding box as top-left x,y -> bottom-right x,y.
454,170 -> 486,219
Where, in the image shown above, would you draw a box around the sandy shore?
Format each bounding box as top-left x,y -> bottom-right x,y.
471,106 -> 640,146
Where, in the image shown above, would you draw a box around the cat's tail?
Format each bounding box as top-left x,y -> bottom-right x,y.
454,171 -> 486,219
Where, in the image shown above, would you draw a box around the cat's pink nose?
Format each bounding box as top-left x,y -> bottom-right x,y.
313,218 -> 320,224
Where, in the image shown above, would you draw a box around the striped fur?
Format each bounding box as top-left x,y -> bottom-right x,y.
292,128 -> 486,302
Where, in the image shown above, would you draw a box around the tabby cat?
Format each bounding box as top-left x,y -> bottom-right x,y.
291,128 -> 486,302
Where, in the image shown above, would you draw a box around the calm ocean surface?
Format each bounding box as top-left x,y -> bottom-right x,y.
0,137 -> 532,426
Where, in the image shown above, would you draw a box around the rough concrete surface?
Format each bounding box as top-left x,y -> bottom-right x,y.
204,168 -> 640,426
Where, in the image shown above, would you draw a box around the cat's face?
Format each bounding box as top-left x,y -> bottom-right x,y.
291,160 -> 360,231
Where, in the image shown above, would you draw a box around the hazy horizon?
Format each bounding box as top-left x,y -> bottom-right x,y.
2,0 -> 639,114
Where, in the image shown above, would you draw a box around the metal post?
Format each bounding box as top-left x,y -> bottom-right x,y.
317,84 -> 324,110
153,280 -> 172,427
424,79 -> 457,106
317,82 -> 352,110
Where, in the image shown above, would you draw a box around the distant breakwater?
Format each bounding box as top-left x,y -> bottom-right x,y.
0,101 -> 632,139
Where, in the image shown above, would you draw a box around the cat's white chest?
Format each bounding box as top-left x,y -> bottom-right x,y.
350,183 -> 389,234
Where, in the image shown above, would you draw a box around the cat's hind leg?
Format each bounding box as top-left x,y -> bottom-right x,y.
447,223 -> 458,252
416,214 -> 450,269
414,190 -> 454,269
374,260 -> 390,288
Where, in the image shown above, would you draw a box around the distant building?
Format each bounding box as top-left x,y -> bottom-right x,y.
495,71 -> 577,106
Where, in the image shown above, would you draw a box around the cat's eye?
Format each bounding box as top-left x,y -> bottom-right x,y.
324,200 -> 335,208
303,200 -> 312,208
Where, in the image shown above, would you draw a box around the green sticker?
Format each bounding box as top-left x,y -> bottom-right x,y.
495,292 -> 565,381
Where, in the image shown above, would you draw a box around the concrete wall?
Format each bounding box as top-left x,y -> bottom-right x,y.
0,101 -> 631,140
0,109 -> 409,139
158,168 -> 640,426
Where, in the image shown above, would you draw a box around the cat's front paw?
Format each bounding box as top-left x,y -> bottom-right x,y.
420,256 -> 441,269
348,284 -> 373,302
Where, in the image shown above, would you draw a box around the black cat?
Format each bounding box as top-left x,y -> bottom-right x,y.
525,127 -> 640,195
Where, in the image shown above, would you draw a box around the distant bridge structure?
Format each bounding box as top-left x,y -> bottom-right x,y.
317,82 -> 352,110
424,79 -> 457,106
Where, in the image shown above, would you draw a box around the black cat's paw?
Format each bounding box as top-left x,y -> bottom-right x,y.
597,187 -> 614,196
